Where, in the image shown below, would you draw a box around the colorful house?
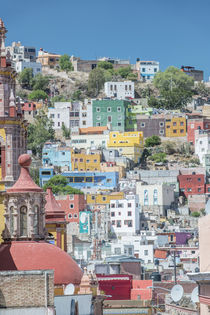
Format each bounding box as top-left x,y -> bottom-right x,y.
92,99 -> 130,132
107,131 -> 144,164
71,152 -> 101,171
42,142 -> 72,170
165,116 -> 186,137
126,104 -> 153,131
56,194 -> 87,223
87,191 -> 124,205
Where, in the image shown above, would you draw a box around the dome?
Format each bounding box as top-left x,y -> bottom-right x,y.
0,241 -> 83,286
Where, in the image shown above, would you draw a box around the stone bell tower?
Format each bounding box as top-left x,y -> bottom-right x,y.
2,154 -> 47,241
0,18 -> 27,187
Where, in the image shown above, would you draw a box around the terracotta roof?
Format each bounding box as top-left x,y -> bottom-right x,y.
154,249 -> 168,259
45,188 -> 65,222
7,154 -> 42,193
79,126 -> 108,135
0,241 -> 83,285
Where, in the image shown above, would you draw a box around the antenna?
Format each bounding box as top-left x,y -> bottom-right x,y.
171,284 -> 184,302
64,283 -> 75,295
191,287 -> 199,303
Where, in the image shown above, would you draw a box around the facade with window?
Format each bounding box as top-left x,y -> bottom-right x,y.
48,102 -> 71,130
139,61 -> 159,82
56,194 -> 87,223
187,116 -> 210,144
104,81 -> 134,99
195,130 -> 210,166
136,183 -> 175,216
71,152 -> 101,171
178,172 -> 205,197
126,104 -> 153,131
110,194 -> 140,236
71,132 -> 109,150
165,116 -> 186,137
42,142 -> 72,170
15,60 -> 42,75
107,131 -> 144,163
92,99 -> 130,132
136,116 -> 165,137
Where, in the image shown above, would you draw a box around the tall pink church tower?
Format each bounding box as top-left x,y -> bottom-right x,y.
0,18 -> 27,187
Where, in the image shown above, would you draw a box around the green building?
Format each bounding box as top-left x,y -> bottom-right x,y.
126,104 -> 153,131
92,99 -> 130,132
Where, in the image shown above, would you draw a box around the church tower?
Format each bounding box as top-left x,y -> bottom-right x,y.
0,18 -> 27,187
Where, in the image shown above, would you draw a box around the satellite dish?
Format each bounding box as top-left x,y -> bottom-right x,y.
191,287 -> 199,303
64,283 -> 75,295
171,284 -> 184,302
80,212 -> 87,224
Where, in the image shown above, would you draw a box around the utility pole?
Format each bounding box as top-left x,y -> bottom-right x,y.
173,250 -> 177,284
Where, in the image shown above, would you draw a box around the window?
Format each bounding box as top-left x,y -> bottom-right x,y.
70,204 -> 74,209
33,205 -> 39,235
153,189 -> 158,205
118,212 -> 121,216
97,116 -> 101,120
74,214 -> 78,218
58,122 -> 60,127
118,203 -> 124,208
191,251 -> 195,254
110,85 -> 113,91
180,121 -> 184,126
118,115 -> 122,120
141,122 -> 145,128
94,159 -> 97,163
102,197 -> 106,201
117,107 -> 121,112
111,220 -> 115,225
107,116 -> 112,123
69,195 -> 74,200
159,122 -> 164,127
111,203 -> 115,208
118,123 -> 122,126
107,107 -> 111,112
80,158 -> 83,162
58,114 -> 60,118
154,68 -> 157,72
20,206 -> 27,236
128,203 -> 132,208
198,178 -> 201,182
198,188 -> 201,192
180,129 -> 184,133
96,122 -> 101,126
96,107 -> 100,112
144,250 -> 148,256
187,188 -> 192,192
173,122 -> 177,126
144,190 -> 148,206
68,214 -> 72,219
159,130 -> 164,135
173,130 -> 177,133
91,196 -> 95,200
86,160 -> 90,163
50,114 -> 54,118
114,247 -> 121,255
127,220 -> 132,227
117,220 -> 121,227
111,212 -> 115,217
142,68 -> 145,72
128,211 -> 132,216
10,206 -> 14,235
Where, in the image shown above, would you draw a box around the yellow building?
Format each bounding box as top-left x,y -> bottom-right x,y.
165,116 -> 186,137
37,49 -> 61,68
107,131 -> 144,164
71,152 -> 101,171
87,191 -> 124,205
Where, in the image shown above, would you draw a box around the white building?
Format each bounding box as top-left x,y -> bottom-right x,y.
79,99 -> 93,128
110,194 -> 140,236
136,60 -> 159,82
15,61 -> 42,75
6,41 -> 36,63
48,102 -> 71,130
136,182 -> 175,216
195,130 -> 210,165
70,132 -> 109,150
104,81 -> 134,99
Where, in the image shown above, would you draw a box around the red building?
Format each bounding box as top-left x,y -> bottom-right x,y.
187,116 -> 210,144
96,274 -> 132,300
57,194 -> 87,223
178,173 -> 205,197
131,280 -> 153,301
22,102 -> 37,113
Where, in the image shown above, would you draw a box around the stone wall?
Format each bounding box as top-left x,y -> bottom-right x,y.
0,270 -> 54,308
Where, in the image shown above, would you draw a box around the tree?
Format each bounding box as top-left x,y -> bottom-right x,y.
18,68 -> 33,89
62,123 -> 71,139
27,109 -> 55,157
28,90 -> 48,101
145,135 -> 161,147
59,54 -> 73,72
88,68 -> 105,96
194,82 -> 210,97
149,152 -> 167,163
43,175 -> 83,195
98,61 -> 113,70
191,211 -> 200,217
72,90 -> 82,100
116,66 -> 133,79
153,66 -> 194,109
32,73 -> 49,91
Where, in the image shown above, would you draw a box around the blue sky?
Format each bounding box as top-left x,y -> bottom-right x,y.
1,0 -> 210,79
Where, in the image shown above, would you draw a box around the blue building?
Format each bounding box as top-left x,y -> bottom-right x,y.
39,170 -> 119,190
42,142 -> 71,170
39,168 -> 54,187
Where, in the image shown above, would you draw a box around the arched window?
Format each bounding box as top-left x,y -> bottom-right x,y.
153,189 -> 158,205
10,206 -> 14,235
33,205 -> 39,235
144,190 -> 148,206
20,206 -> 27,236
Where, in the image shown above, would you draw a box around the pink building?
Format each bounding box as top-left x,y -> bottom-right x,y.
56,194 -> 87,223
